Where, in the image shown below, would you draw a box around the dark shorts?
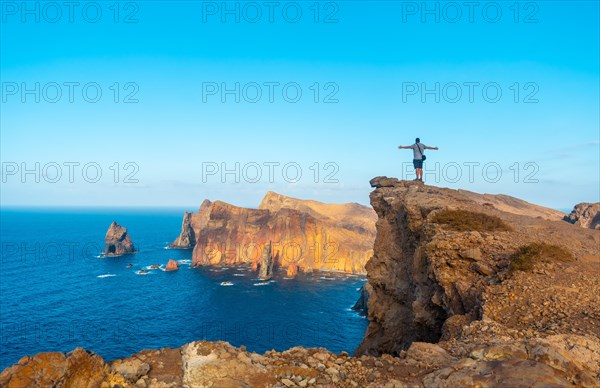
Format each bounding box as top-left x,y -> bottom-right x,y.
413,159 -> 423,169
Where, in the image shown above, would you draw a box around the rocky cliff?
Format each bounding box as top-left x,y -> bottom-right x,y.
172,192 -> 377,274
356,177 -> 599,361
3,179 -> 599,387
564,202 -> 600,230
103,222 -> 135,256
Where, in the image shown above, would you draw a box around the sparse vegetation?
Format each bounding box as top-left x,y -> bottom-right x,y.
430,209 -> 512,232
509,242 -> 574,272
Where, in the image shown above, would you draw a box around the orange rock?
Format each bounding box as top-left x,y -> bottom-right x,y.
286,264 -> 298,278
165,259 -> 179,271
186,192 -> 376,274
103,221 -> 135,256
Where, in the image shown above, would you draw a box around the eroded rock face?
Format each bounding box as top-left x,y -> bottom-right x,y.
356,177 -> 599,357
351,283 -> 372,316
103,222 -> 135,256
169,213 -> 196,248
258,242 -> 274,280
182,192 -> 376,274
564,202 -> 600,230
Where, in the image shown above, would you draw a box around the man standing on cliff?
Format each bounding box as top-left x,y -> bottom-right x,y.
398,138 -> 439,182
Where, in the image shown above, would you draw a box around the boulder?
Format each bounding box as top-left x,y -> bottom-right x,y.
165,259 -> 179,272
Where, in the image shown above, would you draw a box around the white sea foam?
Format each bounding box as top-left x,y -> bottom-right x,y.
253,282 -> 270,286
97,274 -> 116,278
233,274 -> 245,277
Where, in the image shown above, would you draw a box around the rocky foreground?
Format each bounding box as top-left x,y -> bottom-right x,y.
2,178 -> 599,387
2,336 -> 599,387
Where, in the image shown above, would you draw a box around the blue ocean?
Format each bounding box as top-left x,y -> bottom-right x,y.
0,208 -> 368,370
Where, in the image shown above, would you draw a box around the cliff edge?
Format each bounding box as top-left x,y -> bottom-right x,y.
354,177 -> 599,381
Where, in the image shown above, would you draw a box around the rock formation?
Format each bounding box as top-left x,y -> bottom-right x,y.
564,202 -> 600,230
165,259 -> 179,271
169,213 -> 196,248
103,222 -> 135,256
3,178 -> 599,386
351,283 -> 372,316
286,263 -> 299,278
171,192 -> 377,274
356,177 -> 599,359
258,242 -> 274,280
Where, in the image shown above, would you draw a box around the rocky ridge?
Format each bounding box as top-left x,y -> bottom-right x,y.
171,192 -> 377,274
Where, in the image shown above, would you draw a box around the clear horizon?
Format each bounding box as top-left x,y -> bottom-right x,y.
1,1 -> 599,209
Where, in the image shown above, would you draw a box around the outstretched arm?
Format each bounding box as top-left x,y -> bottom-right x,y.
425,146 -> 439,150
398,145 -> 412,149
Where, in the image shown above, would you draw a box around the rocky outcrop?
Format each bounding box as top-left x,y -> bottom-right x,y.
103,222 -> 135,256
356,177 -> 600,358
286,263 -> 299,278
0,347 -> 129,387
352,283 -> 372,316
165,259 -> 179,272
169,213 -> 195,248
3,336 -> 598,387
564,202 -> 600,229
184,192 -> 376,274
258,242 -> 274,280
169,200 -> 213,249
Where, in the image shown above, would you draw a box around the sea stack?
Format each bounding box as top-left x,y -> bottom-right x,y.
258,242 -> 274,280
286,263 -> 298,278
351,283 -> 372,316
169,212 -> 196,248
165,259 -> 180,271
103,222 -> 135,256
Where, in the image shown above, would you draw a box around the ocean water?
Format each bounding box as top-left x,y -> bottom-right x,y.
0,208 -> 368,370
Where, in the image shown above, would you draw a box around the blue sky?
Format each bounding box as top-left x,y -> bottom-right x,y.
1,1 -> 598,210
